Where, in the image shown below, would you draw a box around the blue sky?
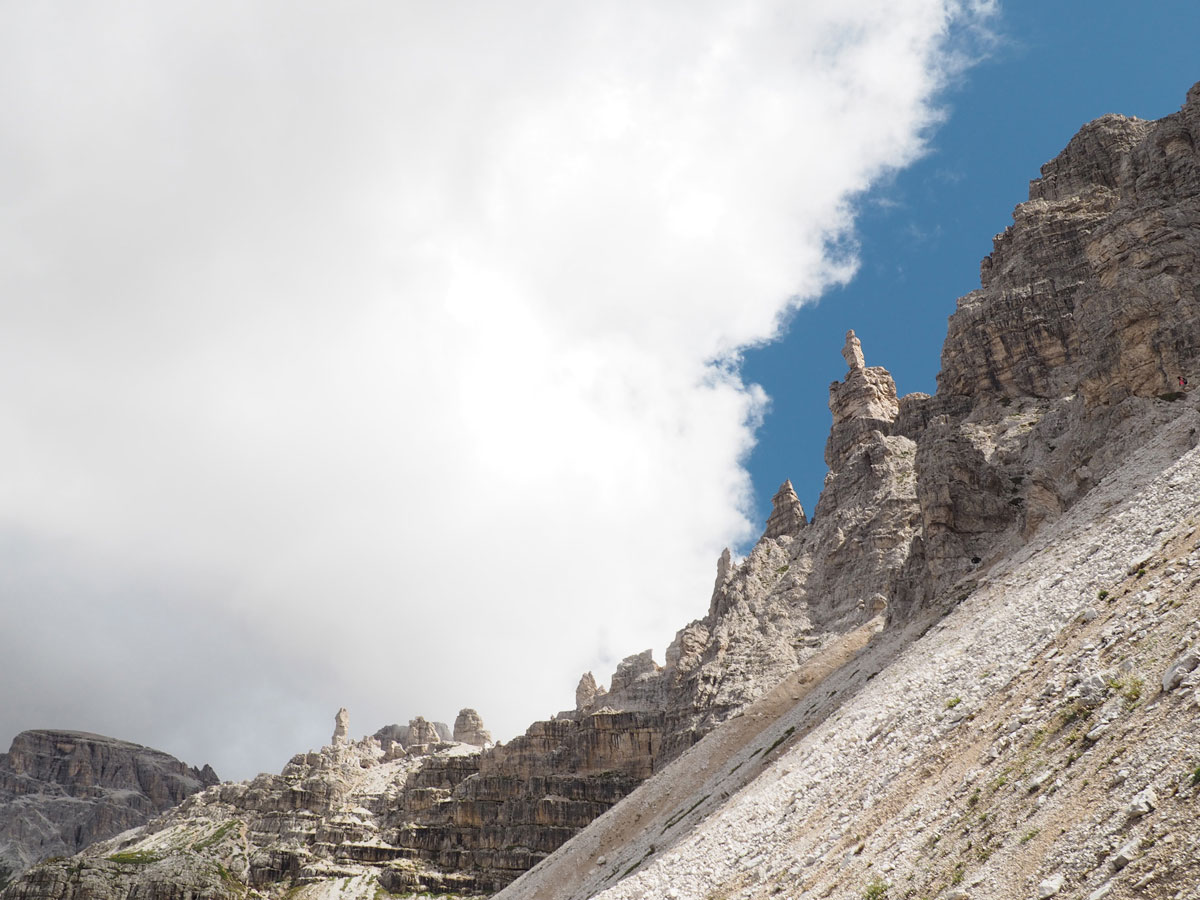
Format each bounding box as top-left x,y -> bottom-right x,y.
743,1 -> 1200,526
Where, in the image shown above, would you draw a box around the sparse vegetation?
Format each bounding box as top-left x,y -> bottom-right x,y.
1019,828 -> 1039,844
1190,765 -> 1200,787
662,795 -> 711,833
619,846 -> 656,880
862,875 -> 890,900
1107,674 -> 1144,707
945,697 -> 962,710
763,725 -> 796,756
1098,589 -> 1109,600
1060,702 -> 1094,729
106,851 -> 163,865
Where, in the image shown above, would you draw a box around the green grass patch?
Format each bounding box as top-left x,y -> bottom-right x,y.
106,851 -> 162,865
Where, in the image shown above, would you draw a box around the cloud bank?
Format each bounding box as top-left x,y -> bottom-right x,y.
0,1 -> 990,778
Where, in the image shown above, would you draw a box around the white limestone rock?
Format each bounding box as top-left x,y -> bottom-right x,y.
333,708 -> 351,746
452,709 -> 492,747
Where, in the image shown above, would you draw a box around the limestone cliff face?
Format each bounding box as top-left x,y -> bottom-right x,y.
0,709 -> 662,899
917,80 -> 1200,586
0,731 -> 218,885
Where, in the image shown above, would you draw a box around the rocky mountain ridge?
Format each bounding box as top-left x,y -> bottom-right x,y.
4,78 -> 1199,900
0,730 -> 218,888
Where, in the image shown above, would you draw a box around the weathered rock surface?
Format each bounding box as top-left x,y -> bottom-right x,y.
0,707 -> 666,898
452,709 -> 492,747
762,480 -> 806,539
495,79 -> 1200,900
372,719 -> 452,751
0,731 -> 217,886
331,709 -> 350,746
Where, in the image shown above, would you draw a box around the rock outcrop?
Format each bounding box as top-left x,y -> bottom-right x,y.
0,731 -> 218,886
452,709 -> 492,747
762,480 -> 806,539
331,709 -> 350,746
0,708 -> 664,898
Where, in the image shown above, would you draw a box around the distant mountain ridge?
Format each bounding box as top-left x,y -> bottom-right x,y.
0,730 -> 218,886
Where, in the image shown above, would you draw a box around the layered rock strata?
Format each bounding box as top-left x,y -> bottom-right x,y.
0,731 -> 218,886
1,707 -> 662,898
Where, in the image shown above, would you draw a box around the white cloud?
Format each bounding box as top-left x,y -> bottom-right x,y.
0,1 -> 988,778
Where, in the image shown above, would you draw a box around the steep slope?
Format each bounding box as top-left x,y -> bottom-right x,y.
507,405 -> 1200,900
500,78 -> 1200,900
0,731 -> 218,887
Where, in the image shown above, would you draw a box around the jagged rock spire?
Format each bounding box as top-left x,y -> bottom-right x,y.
332,708 -> 350,746
826,328 -> 900,469
764,479 -> 807,539
842,329 -> 865,371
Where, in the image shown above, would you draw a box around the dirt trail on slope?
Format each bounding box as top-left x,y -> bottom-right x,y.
503,613 -> 888,900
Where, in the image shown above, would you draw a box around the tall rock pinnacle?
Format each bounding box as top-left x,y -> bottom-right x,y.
841,329 -> 866,371
332,708 -> 350,746
763,480 -> 807,539
826,330 -> 900,468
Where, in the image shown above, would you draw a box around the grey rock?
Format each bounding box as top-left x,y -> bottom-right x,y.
332,707 -> 350,746
1127,787 -> 1157,818
451,709 -> 491,747
1038,873 -> 1065,898
0,731 -> 217,879
1077,673 -> 1109,707
1113,838 -> 1140,869
1162,648 -> 1200,691
762,480 -> 806,539
405,716 -> 441,748
842,329 -> 866,371
575,672 -> 603,711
